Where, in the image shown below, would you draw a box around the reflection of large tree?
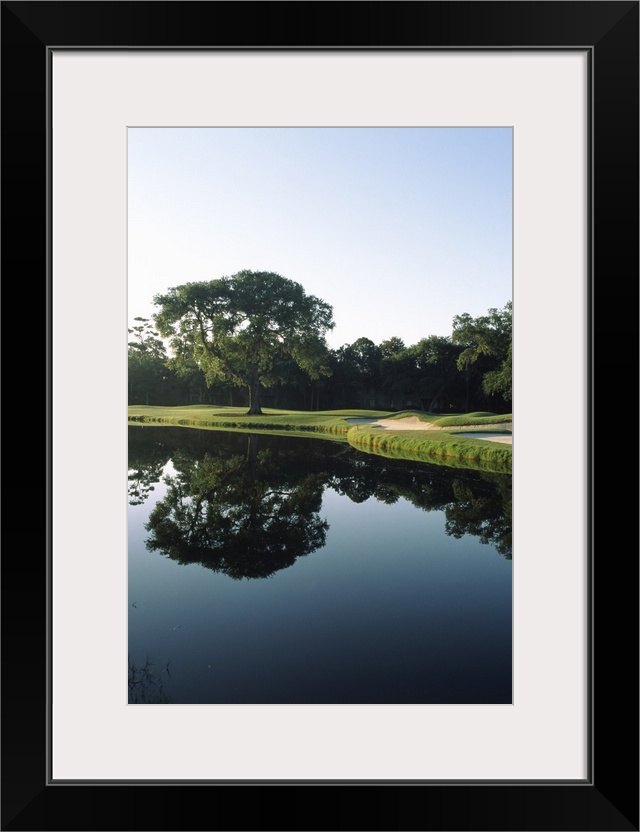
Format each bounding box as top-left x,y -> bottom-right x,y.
144,435 -> 329,579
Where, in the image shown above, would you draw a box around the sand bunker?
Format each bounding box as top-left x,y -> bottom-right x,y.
456,432 -> 512,444
371,416 -> 430,430
347,416 -> 512,444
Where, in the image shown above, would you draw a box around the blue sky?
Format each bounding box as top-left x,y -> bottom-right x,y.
128,127 -> 512,350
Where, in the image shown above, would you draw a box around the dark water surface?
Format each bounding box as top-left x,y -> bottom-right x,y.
128,426 -> 512,704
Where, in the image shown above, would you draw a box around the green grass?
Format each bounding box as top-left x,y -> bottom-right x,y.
345,436 -> 511,472
128,405 -> 512,472
127,405 -> 392,435
345,425 -> 511,473
432,412 -> 512,428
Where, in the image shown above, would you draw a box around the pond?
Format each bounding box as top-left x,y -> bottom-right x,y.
128,426 -> 512,705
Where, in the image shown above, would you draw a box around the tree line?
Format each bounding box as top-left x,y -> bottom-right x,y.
129,270 -> 512,414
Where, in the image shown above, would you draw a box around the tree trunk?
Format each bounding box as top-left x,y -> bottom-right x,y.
246,376 -> 263,415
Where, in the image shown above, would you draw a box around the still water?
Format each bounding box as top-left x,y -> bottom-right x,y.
128,426 -> 512,704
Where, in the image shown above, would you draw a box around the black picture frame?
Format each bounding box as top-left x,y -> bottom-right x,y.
2,2 -> 638,830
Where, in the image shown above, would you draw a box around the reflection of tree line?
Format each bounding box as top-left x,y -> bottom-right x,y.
129,427 -> 512,579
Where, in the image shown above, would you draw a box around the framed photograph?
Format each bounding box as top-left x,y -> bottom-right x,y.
125,121 -> 515,712
3,2 -> 637,830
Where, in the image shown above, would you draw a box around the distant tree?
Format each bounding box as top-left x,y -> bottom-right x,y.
380,348 -> 419,410
451,302 -> 512,409
409,335 -> 465,412
153,271 -> 335,415
482,340 -> 512,403
128,317 -> 169,405
332,337 -> 383,408
379,336 -> 406,359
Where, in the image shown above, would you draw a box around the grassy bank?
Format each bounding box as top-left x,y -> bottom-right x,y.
128,405 -> 512,471
127,405 -> 389,435
346,425 -> 512,473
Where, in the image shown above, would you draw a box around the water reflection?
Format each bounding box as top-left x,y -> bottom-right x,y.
145,435 -> 329,579
128,427 -> 512,704
128,439 -> 167,506
129,427 -> 512,577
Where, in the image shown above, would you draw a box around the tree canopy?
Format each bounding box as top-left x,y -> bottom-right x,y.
153,270 -> 335,415
452,302 -> 512,405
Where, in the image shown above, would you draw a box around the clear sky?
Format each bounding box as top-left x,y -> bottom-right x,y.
128,127 -> 512,351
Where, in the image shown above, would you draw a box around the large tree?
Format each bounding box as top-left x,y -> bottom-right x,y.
153,270 -> 335,415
